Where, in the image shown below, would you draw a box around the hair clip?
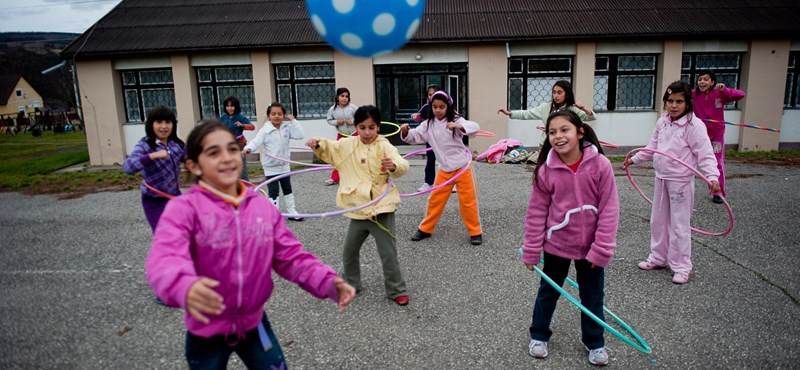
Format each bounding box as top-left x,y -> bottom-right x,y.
666,88 -> 673,94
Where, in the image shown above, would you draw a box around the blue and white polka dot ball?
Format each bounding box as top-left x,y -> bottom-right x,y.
306,0 -> 426,58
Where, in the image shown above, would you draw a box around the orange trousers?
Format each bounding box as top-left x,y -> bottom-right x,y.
418,164 -> 482,236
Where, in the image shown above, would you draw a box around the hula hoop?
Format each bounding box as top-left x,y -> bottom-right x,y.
518,249 -> 653,354
261,151 -> 333,168
253,166 -> 393,219
142,181 -> 175,199
399,148 -> 472,197
340,121 -> 402,138
474,130 -> 496,138
536,126 -> 618,149
625,147 -> 734,237
239,179 -> 269,197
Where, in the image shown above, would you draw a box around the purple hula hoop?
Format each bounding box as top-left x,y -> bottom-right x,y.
253,166 -> 393,219
399,147 -> 473,197
261,151 -> 332,168
625,147 -> 734,237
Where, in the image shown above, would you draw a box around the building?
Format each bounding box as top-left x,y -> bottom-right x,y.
62,0 -> 800,166
0,75 -> 44,116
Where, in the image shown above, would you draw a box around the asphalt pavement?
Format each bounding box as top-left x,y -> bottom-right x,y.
1,147 -> 798,369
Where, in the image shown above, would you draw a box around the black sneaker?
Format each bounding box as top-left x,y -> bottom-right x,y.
470,234 -> 483,245
411,230 -> 431,241
712,195 -> 724,204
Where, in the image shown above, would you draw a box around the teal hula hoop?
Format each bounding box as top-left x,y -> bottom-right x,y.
520,249 -> 652,354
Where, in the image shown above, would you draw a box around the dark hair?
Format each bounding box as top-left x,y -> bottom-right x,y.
185,119 -> 234,164
662,80 -> 694,119
426,91 -> 459,137
426,84 -> 439,96
551,80 -> 576,112
222,96 -> 241,116
266,102 -> 285,116
353,105 -> 381,126
532,110 -> 604,187
145,105 -> 184,150
334,87 -> 351,106
696,69 -> 717,88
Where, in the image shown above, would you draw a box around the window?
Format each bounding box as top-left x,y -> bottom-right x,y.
120,69 -> 176,122
15,89 -> 22,97
594,55 -> 657,111
785,52 -> 800,109
506,57 -> 573,110
681,53 -> 743,109
196,66 -> 256,119
274,63 -> 335,119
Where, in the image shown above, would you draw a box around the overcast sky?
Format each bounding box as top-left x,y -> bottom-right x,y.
0,0 -> 122,34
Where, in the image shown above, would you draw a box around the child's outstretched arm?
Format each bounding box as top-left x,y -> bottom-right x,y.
717,84 -> 746,104
235,115 -> 255,131
286,116 -> 305,140
308,137 -> 340,165
399,122 -> 428,144
242,124 -> 270,155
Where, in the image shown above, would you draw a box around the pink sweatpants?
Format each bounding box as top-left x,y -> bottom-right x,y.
648,178 -> 695,274
706,125 -> 726,196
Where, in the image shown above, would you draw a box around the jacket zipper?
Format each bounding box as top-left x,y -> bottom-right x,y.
234,207 -> 243,334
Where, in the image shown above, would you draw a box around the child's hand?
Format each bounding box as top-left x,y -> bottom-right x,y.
150,150 -> 169,160
622,158 -> 634,169
497,108 -> 511,116
715,83 -> 726,91
380,155 -> 396,173
400,123 -> 409,135
709,180 -> 721,194
186,277 -> 225,324
411,113 -> 419,121
235,121 -> 243,128
306,139 -> 320,149
446,122 -> 463,132
242,148 -> 251,156
344,118 -> 353,126
285,114 -> 295,121
575,102 -> 593,115
333,277 -> 355,312
337,118 -> 344,126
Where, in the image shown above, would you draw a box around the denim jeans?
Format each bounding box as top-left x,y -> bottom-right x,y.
185,313 -> 287,370
529,252 -> 606,350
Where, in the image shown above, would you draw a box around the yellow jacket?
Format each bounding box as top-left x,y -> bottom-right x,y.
313,136 -> 408,219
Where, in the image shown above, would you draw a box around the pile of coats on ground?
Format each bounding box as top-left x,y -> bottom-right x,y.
475,139 -> 538,164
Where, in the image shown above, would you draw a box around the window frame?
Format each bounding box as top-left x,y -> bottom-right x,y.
505,56 -> 574,110
594,54 -> 658,112
120,68 -> 176,123
681,52 -> 744,109
195,65 -> 256,120
15,89 -> 22,97
273,62 -> 336,119
785,51 -> 800,109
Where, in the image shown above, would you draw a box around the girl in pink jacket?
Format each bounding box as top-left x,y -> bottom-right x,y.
521,110 -> 619,366
625,81 -> 720,285
146,119 -> 354,369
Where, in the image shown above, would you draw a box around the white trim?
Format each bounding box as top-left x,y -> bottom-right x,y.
683,40 -> 748,53
373,45 -> 468,64
191,52 -> 252,66
270,48 -> 334,63
115,57 -> 171,70
596,41 -> 662,54
508,43 -> 576,56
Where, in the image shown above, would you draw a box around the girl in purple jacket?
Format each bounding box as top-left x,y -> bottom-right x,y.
146,120 -> 355,369
521,110 -> 619,366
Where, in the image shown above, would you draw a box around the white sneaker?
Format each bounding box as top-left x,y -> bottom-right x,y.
417,183 -> 432,192
587,346 -> 609,366
528,339 -> 548,358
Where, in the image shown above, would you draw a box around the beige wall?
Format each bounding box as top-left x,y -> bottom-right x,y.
468,44 -> 507,153
573,42 -> 596,107
171,55 -> 200,141
738,40 -> 790,151
656,40 -> 683,115
0,77 -> 43,115
77,60 -> 127,166
333,51 -> 375,105
251,51 -> 274,128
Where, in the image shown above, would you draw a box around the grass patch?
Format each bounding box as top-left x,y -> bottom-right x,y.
725,149 -> 800,160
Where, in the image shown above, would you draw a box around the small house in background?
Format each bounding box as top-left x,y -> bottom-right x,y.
0,75 -> 43,115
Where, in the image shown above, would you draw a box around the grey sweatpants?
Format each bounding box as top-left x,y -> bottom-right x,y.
342,212 -> 407,299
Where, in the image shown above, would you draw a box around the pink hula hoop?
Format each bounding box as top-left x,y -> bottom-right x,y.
474,130 -> 496,138
143,179 -> 268,199
261,151 -> 332,168
537,126 -> 618,149
625,147 -> 734,237
399,147 -> 472,197
253,166 -> 393,219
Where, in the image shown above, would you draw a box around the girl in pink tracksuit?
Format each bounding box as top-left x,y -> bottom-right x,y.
521,110 -> 619,366
146,119 -> 355,369
692,70 -> 745,203
625,81 -> 720,285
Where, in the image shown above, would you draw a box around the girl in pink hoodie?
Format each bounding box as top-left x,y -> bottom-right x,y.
625,81 -> 720,284
146,119 -> 355,369
521,110 -> 619,366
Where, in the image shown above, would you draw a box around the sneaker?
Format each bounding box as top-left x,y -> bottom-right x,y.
394,295 -> 409,306
528,339 -> 548,358
672,272 -> 690,284
637,260 -> 667,270
418,183 -> 432,192
587,347 -> 609,366
411,229 -> 431,241
470,234 -> 483,245
324,179 -> 338,186
712,195 -> 724,204
451,185 -> 457,193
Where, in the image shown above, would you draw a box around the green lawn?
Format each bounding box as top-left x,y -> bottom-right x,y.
0,131 -> 96,192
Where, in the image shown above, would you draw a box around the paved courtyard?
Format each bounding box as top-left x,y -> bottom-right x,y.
0,149 -> 798,369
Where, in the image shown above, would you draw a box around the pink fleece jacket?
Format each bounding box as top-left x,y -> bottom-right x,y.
692,87 -> 745,136
522,144 -> 619,267
401,116 -> 479,172
146,185 -> 339,339
631,112 -> 719,182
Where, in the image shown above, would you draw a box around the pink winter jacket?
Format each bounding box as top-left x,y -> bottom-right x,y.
692,87 -> 745,136
401,116 -> 479,172
522,145 -> 619,267
631,112 -> 719,182
146,186 -> 339,339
